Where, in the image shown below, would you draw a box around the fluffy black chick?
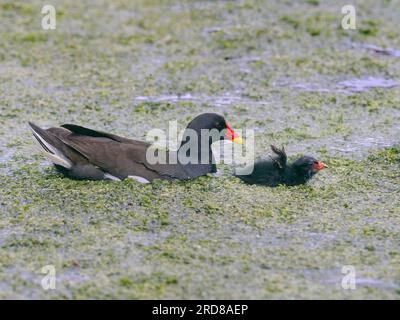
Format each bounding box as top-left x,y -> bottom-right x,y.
235,145 -> 327,186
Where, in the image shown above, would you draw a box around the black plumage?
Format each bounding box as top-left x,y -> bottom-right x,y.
235,145 -> 327,186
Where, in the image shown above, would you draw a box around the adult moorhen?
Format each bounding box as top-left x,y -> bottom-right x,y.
29,113 -> 242,182
235,145 -> 327,186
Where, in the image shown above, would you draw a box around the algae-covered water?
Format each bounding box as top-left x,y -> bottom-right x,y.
0,0 -> 399,299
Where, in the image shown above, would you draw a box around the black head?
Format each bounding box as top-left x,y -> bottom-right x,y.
178,113 -> 242,177
292,156 -> 328,182
185,113 -> 242,143
186,113 -> 226,131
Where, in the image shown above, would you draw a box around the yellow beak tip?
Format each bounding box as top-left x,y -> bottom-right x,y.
232,136 -> 244,145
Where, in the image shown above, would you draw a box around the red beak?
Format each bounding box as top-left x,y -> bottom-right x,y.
313,161 -> 328,171
225,122 -> 243,144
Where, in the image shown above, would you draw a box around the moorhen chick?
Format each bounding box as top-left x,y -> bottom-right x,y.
29,113 -> 242,182
235,145 -> 327,186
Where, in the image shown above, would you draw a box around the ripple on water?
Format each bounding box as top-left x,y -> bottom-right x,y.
337,77 -> 398,92
133,93 -> 268,108
285,77 -> 398,93
363,44 -> 400,58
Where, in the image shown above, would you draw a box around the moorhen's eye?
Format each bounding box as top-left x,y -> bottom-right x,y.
313,160 -> 318,164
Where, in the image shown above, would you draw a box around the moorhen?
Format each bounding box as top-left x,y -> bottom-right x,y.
28,113 -> 242,182
235,145 -> 327,186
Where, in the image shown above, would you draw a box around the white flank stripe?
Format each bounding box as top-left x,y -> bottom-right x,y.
127,175 -> 150,184
104,173 -> 122,181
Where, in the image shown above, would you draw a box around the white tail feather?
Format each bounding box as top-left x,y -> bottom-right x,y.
39,149 -> 72,168
30,128 -> 72,169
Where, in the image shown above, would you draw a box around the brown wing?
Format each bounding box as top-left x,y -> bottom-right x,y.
61,124 -> 146,144
51,126 -> 190,180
